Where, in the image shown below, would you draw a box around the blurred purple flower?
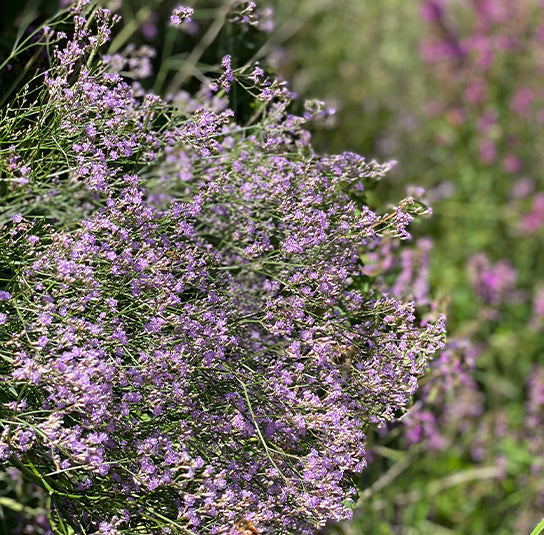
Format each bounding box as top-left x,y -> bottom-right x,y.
521,192 -> 544,233
467,253 -> 518,306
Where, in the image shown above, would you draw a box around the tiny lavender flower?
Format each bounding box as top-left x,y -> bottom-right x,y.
170,5 -> 194,26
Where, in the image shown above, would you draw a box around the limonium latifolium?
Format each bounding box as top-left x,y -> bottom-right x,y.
0,1 -> 445,534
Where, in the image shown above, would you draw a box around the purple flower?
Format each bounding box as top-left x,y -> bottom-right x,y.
467,254 -> 518,306
218,55 -> 235,92
170,5 -> 194,26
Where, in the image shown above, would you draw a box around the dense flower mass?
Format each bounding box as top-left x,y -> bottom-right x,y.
0,2 -> 445,534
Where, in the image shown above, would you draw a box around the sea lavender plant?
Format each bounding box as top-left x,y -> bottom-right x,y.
0,1 -> 445,534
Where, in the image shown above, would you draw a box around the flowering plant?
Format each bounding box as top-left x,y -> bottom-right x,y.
0,1 -> 445,533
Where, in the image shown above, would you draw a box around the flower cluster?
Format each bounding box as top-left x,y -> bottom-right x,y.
170,5 -> 194,27
400,338 -> 483,452
0,2 -> 445,534
467,253 -> 518,307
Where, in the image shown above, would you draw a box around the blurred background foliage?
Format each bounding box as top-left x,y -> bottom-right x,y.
1,0 -> 543,534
